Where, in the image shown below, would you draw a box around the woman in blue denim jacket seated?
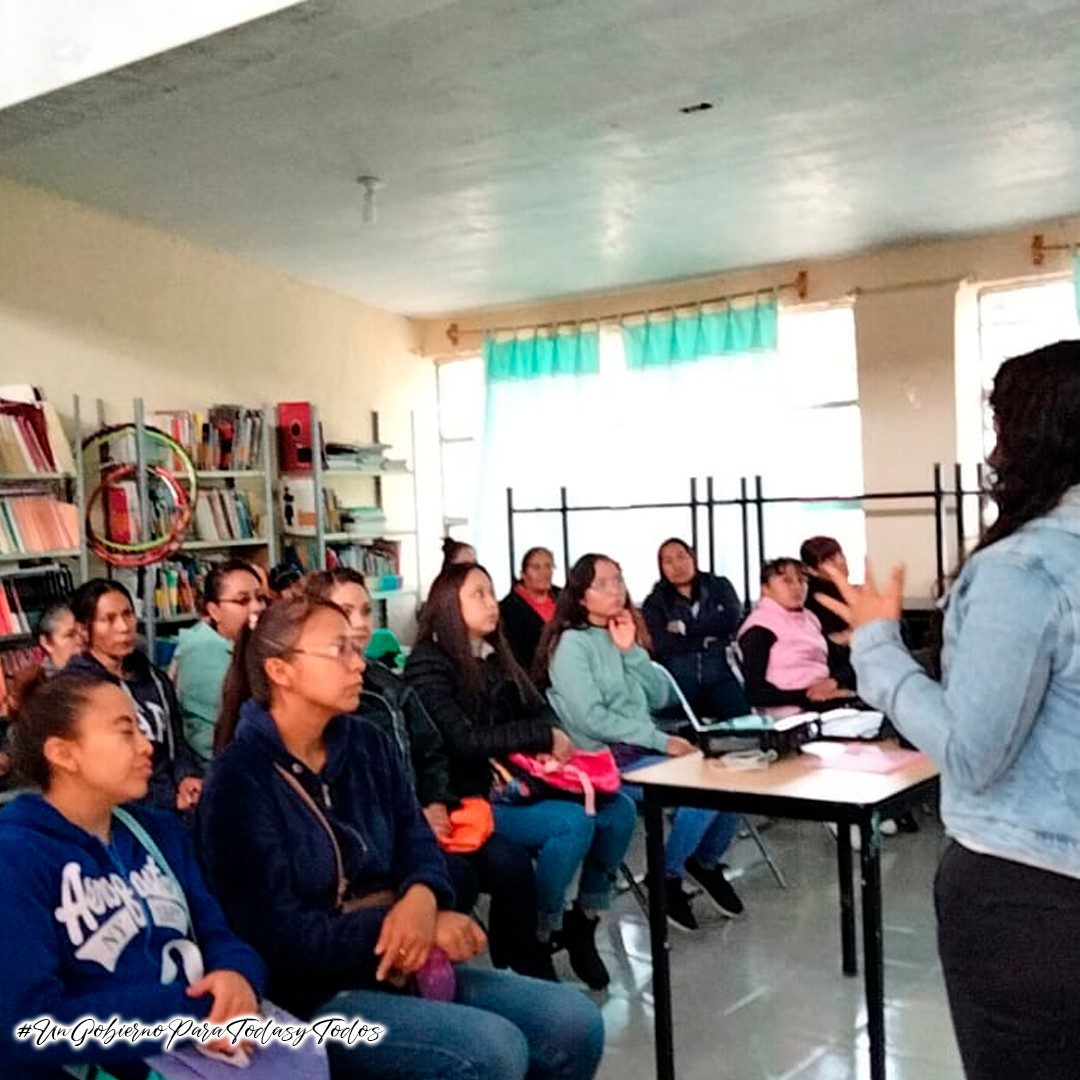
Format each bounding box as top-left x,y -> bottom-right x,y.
539,554 -> 745,932
198,595 -> 604,1080
821,341 -> 1080,1080
642,538 -> 750,722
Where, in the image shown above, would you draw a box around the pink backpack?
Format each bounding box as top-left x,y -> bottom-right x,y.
506,749 -> 622,815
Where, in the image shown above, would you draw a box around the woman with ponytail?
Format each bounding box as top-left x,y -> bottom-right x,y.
822,341 -> 1080,1080
0,668 -> 265,1079
199,596 -> 604,1080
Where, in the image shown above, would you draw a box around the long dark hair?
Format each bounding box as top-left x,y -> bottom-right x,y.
417,562 -> 541,711
534,553 -> 649,687
215,594 -> 346,752
977,340 -> 1080,552
9,668 -> 112,790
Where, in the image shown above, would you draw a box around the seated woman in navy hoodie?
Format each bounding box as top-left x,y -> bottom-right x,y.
300,568 -> 479,915
0,668 -> 265,1080
198,594 -> 604,1080
67,579 -> 202,815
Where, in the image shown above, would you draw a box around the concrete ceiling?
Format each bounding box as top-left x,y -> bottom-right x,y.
2,0 -> 1079,317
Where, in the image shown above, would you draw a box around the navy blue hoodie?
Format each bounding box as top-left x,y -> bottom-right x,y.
67,651 -> 202,812
196,700 -> 455,1018
0,795 -> 265,1079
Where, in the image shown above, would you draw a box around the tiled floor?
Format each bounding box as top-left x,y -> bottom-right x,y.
563,814 -> 964,1080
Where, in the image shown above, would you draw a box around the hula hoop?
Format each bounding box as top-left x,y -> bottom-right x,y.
82,423 -> 198,566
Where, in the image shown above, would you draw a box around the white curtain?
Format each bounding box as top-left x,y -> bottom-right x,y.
475,317 -> 865,600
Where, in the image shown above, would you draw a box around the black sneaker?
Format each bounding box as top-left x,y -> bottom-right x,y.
561,906 -> 610,990
517,941 -> 560,982
663,877 -> 699,932
684,857 -> 745,918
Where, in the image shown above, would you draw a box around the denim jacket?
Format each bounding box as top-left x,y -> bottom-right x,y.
852,484 -> 1080,878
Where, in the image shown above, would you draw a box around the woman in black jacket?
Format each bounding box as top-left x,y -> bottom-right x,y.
198,595 -> 603,1080
66,579 -> 202,815
642,538 -> 750,721
406,563 -> 636,991
499,546 -> 561,672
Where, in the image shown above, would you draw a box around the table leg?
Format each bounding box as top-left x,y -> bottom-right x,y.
645,796 -> 675,1080
837,820 -> 857,976
860,815 -> 886,1080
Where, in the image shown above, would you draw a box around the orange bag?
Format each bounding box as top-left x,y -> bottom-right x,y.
437,796 -> 495,854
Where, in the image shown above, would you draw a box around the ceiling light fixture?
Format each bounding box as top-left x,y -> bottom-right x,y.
357,175 -> 384,224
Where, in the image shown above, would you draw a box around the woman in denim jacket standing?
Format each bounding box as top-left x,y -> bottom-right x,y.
823,341 -> 1080,1080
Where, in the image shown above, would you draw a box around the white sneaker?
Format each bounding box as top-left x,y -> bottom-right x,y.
827,820 -> 896,850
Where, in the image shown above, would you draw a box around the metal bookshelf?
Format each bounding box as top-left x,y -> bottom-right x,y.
0,395 -> 88,654
278,407 -> 421,622
90,399 -> 277,655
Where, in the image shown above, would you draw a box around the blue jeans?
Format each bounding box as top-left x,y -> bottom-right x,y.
493,793 -> 637,932
321,967 -> 604,1080
624,756 -> 739,880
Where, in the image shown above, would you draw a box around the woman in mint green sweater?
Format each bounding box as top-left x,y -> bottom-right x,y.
538,554 -> 744,931
173,560 -> 266,764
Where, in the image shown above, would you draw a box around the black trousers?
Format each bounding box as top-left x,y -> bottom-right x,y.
935,842 -> 1080,1080
464,832 -> 547,976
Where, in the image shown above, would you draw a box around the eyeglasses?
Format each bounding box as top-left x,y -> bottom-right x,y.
288,640 -> 366,665
219,593 -> 268,608
588,576 -> 626,593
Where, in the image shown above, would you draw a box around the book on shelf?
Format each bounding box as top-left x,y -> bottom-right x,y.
152,405 -> 266,472
0,386 -> 75,476
340,504 -> 388,536
279,477 -> 341,535
327,538 -> 402,589
192,489 -> 260,543
145,554 -> 255,621
0,494 -> 80,555
0,566 -> 74,638
324,441 -> 393,471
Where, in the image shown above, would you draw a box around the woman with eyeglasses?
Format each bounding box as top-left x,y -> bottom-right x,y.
67,579 -> 202,816
198,594 -> 604,1080
538,554 -> 745,933
174,560 -> 267,766
500,546 -> 561,672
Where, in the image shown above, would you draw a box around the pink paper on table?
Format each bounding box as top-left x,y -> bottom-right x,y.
800,741 -> 926,773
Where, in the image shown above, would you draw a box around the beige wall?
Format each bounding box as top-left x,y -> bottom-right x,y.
419,217 -> 1080,603
0,177 -> 443,622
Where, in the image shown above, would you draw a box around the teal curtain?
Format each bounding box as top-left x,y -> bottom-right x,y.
623,297 -> 778,370
485,329 -> 600,382
1073,252 -> 1080,320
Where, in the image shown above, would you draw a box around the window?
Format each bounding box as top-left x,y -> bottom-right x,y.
978,278 -> 1079,456
435,305 -> 864,599
436,357 -> 483,536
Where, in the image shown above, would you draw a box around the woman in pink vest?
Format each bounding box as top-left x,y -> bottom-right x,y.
737,559 -> 855,717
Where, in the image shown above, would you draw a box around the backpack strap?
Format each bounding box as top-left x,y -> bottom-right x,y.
272,764 -> 350,911
112,807 -> 193,936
